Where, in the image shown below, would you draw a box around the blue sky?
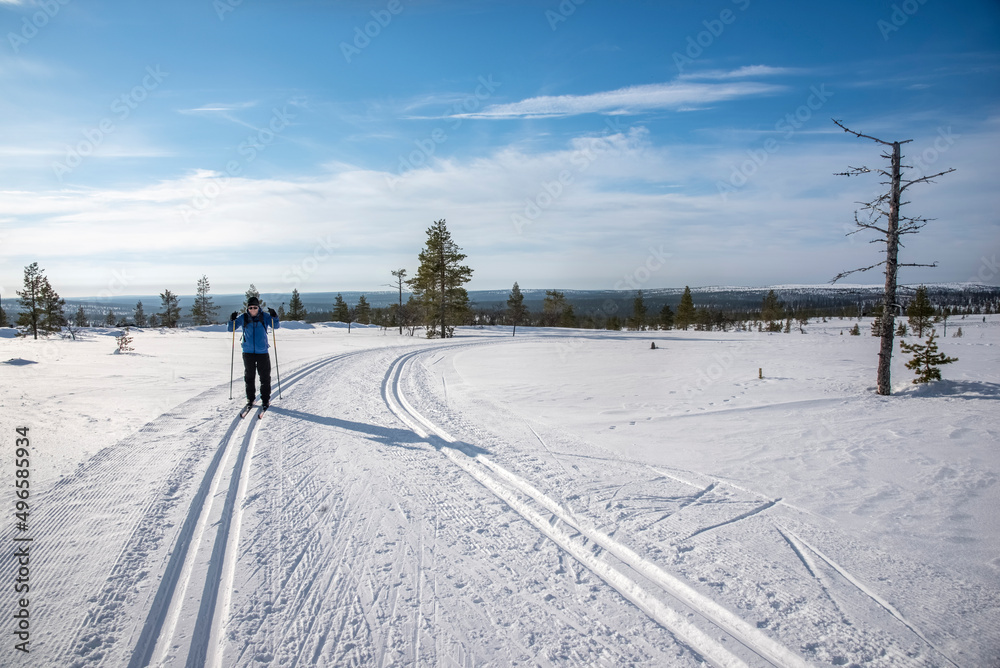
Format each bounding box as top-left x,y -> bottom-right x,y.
1,0 -> 998,298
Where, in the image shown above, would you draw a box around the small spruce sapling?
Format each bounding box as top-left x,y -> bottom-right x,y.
899,331 -> 957,384
115,326 -> 134,354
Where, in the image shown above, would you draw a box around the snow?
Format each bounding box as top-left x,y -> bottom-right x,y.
0,317 -> 997,667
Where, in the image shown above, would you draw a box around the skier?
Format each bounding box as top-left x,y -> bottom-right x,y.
228,297 -> 279,415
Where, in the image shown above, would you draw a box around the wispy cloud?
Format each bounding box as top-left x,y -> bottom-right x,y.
678,65 -> 802,80
450,79 -> 785,120
180,101 -> 258,114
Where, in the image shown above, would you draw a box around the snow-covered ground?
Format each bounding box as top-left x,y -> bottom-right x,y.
0,317 -> 997,667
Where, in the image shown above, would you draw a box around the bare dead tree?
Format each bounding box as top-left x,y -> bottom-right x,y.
831,119 -> 955,395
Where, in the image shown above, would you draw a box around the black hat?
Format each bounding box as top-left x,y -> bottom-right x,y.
247,296 -> 260,307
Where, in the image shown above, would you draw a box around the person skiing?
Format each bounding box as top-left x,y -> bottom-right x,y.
228,297 -> 279,413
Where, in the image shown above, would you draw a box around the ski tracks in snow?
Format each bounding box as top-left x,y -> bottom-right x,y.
383,348 -> 810,668
12,339 -> 979,667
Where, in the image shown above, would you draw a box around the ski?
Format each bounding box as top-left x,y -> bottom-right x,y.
257,406 -> 268,420
239,403 -> 255,419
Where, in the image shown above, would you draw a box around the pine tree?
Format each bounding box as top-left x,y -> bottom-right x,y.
74,306 -> 87,327
761,290 -> 784,329
134,301 -> 147,328
105,310 -> 117,326
899,331 -> 957,383
287,289 -> 307,320
332,293 -> 350,323
658,303 -> 674,330
629,290 -> 647,331
356,295 -> 371,325
190,275 -> 219,325
116,326 -> 134,354
16,263 -> 52,339
244,284 -> 264,310
507,282 -> 528,336
407,219 -> 473,339
559,303 -> 577,328
0,293 -> 8,327
542,290 -> 571,327
907,286 -> 935,337
674,286 -> 696,331
159,289 -> 181,328
40,278 -> 66,333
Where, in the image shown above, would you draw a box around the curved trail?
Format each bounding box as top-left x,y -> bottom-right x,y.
6,337 -> 964,667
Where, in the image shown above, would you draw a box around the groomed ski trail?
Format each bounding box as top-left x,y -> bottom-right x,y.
382,347 -> 812,668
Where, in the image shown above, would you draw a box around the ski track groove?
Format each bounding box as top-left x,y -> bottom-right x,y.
29,352 -> 352,668
776,526 -> 962,668
683,498 -> 782,541
28,339 -> 977,667
381,347 -> 811,668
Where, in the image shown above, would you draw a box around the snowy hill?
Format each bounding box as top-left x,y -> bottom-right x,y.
1,318 -> 998,666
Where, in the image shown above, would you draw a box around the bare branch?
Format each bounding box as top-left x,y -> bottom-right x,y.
900,167 -> 956,193
898,261 -> 938,269
830,261 -> 886,283
832,119 -> 896,146
835,165 -> 871,177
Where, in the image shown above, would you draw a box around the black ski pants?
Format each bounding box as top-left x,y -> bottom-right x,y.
242,352 -> 272,405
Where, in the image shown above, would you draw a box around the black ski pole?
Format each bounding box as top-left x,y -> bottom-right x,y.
272,325 -> 282,399
229,317 -> 236,400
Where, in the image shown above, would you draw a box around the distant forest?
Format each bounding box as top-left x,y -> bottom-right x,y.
58,284 -> 1000,332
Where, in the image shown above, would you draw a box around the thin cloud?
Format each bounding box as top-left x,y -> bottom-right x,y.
678,65 -> 802,80
180,101 -> 258,114
450,80 -> 786,120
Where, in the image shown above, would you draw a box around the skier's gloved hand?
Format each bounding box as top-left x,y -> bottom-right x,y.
230,311 -> 238,322
268,308 -> 277,317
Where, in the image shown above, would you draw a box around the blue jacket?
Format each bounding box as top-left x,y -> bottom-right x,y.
228,311 -> 279,354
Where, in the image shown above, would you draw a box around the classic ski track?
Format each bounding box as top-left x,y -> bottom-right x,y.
774,525 -> 962,668
382,346 -> 812,668
92,351 -> 354,668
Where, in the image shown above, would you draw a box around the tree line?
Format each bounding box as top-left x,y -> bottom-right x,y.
7,223 -> 994,338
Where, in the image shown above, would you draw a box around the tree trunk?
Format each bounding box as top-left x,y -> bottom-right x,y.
877,141 -> 902,396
